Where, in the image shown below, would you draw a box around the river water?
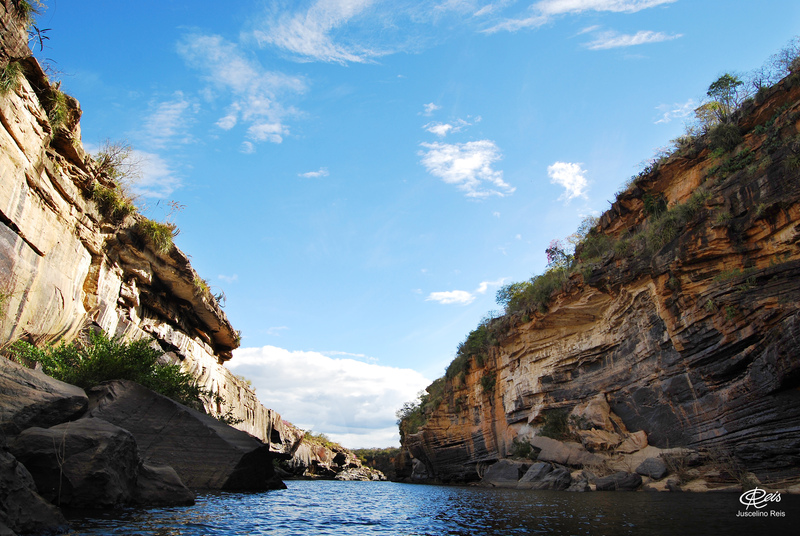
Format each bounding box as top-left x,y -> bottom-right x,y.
65,480 -> 798,535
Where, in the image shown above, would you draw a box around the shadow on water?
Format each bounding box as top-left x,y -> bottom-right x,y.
64,480 -> 800,535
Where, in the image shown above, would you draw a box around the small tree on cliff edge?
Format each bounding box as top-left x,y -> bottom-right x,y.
698,73 -> 745,127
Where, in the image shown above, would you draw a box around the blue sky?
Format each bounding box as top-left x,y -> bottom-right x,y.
35,0 -> 800,447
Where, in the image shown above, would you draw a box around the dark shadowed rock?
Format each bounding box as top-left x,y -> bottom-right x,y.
9,418 -> 140,508
86,380 -> 284,490
0,449 -> 67,535
595,471 -> 642,491
517,462 -> 572,490
482,460 -> 530,487
0,357 -> 87,436
636,457 -> 669,480
135,463 -> 195,506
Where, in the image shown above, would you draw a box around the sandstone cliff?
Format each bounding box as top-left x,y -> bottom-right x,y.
400,72 -> 800,488
0,3 -> 297,454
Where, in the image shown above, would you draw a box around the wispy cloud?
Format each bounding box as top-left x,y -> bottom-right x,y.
248,0 -> 380,64
299,167 -> 330,178
655,98 -> 696,124
423,118 -> 471,137
419,140 -> 515,198
585,29 -> 681,49
142,92 -> 195,149
426,290 -> 476,305
422,102 -> 441,116
218,274 -> 239,284
484,0 -> 676,33
536,0 -> 677,15
426,279 -> 506,305
229,345 -> 430,448
548,161 -> 588,201
266,326 -> 290,336
177,33 -> 307,145
128,150 -> 182,199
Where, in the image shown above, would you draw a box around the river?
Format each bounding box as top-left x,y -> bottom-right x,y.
64,480 -> 798,535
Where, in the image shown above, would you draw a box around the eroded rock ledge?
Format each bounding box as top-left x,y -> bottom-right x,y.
399,72 -> 800,492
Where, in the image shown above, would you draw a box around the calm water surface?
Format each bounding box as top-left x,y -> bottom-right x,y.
64,480 -> 798,535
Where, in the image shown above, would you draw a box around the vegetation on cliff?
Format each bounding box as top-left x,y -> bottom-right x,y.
7,330 -> 205,408
398,35 -> 800,440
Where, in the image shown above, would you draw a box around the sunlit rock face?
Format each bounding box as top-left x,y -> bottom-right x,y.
402,75 -> 800,484
0,18 -> 296,453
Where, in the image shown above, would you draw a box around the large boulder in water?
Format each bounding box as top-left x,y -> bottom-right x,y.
0,356 -> 87,436
86,380 -> 284,490
8,417 -> 194,508
0,448 -> 67,535
517,462 -> 572,490
481,460 -> 530,488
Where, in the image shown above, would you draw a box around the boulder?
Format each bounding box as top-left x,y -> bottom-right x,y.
517,462 -> 572,490
566,470 -> 594,492
9,418 -> 139,508
0,356 -> 88,436
617,431 -> 648,454
482,460 -> 530,487
0,449 -> 67,535
86,380 -> 284,490
529,436 -> 602,467
595,471 -> 642,491
134,463 -> 195,506
636,457 -> 669,480
577,429 -> 621,452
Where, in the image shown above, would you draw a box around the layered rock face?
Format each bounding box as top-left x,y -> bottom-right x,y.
0,4 -> 290,451
402,75 -> 800,485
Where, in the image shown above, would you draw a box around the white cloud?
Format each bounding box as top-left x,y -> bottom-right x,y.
142,92 -> 194,149
475,278 -> 506,294
426,290 -> 476,305
585,29 -> 681,50
248,122 -> 289,143
218,274 -> 238,284
128,150 -> 181,199
299,167 -> 330,178
424,118 -> 470,137
240,141 -> 256,154
419,140 -> 515,198
547,161 -> 589,201
422,102 -> 441,116
655,98 -> 696,124
426,278 -> 506,305
216,114 -> 238,130
228,346 -> 431,448
177,33 -> 306,145
249,0 -> 379,64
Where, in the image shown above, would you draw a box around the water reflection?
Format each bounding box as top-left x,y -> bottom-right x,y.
64,480 -> 798,535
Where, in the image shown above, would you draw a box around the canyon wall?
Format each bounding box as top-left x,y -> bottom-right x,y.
0,4 -> 300,455
402,74 -> 800,484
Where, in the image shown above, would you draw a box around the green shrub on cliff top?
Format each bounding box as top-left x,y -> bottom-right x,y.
8,330 -> 204,408
136,218 -> 178,255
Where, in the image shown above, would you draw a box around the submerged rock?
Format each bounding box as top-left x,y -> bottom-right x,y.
595,471 -> 642,491
87,380 -> 284,490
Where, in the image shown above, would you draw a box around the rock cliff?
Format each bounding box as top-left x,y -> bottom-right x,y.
0,2 -> 296,453
400,72 -> 800,488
